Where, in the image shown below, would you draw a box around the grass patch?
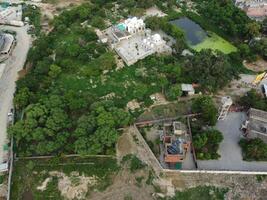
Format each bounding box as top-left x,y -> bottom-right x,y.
146,170 -> 154,185
122,154 -> 146,172
171,186 -> 228,200
256,175 -> 267,182
137,101 -> 191,122
135,176 -> 144,187
11,157 -> 119,199
0,175 -> 6,184
192,32 -> 237,54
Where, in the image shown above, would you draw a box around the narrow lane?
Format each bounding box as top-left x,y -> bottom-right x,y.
0,25 -> 31,163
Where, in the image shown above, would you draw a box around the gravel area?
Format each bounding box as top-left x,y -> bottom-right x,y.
198,112 -> 267,171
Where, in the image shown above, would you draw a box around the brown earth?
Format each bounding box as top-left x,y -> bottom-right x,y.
89,168 -> 155,200
244,59 -> 267,72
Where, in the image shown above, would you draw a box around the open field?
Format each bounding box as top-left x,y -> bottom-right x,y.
137,101 -> 192,122
171,186 -> 228,200
192,32 -> 237,54
11,157 -> 119,199
10,155 -> 160,200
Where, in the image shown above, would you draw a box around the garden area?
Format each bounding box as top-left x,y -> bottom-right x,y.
190,96 -> 224,160
239,138 -> 267,161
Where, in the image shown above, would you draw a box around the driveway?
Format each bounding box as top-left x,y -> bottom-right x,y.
198,112 -> 267,171
0,25 -> 31,163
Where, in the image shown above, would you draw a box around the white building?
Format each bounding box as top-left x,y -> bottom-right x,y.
101,17 -> 172,66
181,84 -> 195,96
142,34 -> 167,53
124,17 -> 145,34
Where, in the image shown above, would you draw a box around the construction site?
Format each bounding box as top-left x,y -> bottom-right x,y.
96,16 -> 172,66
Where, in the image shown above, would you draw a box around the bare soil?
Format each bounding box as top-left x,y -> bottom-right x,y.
37,0 -> 86,24
116,130 -> 136,161
244,59 -> 267,72
89,168 -> 155,200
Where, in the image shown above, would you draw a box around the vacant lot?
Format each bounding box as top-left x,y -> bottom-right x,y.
137,101 -> 192,122
192,32 -> 237,54
11,157 -> 119,199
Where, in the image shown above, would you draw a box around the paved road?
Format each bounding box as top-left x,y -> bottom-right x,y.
0,25 -> 31,163
198,112 -> 267,171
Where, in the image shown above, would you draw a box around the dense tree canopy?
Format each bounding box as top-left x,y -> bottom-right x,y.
192,0 -> 253,39
193,129 -> 223,160
239,89 -> 267,111
10,1 -> 251,157
192,96 -> 218,126
182,50 -> 238,92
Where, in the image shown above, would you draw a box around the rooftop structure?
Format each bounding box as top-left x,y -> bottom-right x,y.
235,0 -> 267,20
0,33 -> 14,55
162,121 -> 190,168
124,17 -> 145,34
245,108 -> 267,143
98,17 -> 171,66
181,84 -> 195,96
111,26 -> 132,42
114,33 -> 171,66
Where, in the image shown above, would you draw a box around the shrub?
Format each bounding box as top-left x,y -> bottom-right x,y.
122,154 -> 146,172
239,138 -> 267,161
193,129 -> 223,160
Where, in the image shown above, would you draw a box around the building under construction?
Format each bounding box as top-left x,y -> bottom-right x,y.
242,108 -> 267,143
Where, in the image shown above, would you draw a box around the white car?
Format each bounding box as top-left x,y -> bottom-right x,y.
7,110 -> 13,123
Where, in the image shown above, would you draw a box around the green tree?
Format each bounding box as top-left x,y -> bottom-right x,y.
14,87 -> 32,110
166,84 -> 182,101
48,64 -> 62,79
193,134 -> 208,149
192,96 -> 217,126
246,22 -> 260,38
239,138 -> 267,161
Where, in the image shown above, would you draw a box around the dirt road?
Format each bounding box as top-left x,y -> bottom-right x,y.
0,25 -> 31,163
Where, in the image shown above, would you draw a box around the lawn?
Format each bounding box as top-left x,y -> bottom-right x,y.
192,32 -> 237,54
11,157 -> 119,200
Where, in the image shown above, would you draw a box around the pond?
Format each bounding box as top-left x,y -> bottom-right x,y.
170,17 -> 207,46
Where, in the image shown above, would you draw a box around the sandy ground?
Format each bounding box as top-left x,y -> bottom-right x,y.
144,6 -> 167,18
244,59 -> 267,72
0,25 -> 31,163
217,74 -> 260,101
33,0 -> 86,21
90,168 -> 155,200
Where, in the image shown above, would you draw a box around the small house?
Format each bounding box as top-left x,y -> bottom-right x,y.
181,84 -> 195,96
245,108 -> 267,143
